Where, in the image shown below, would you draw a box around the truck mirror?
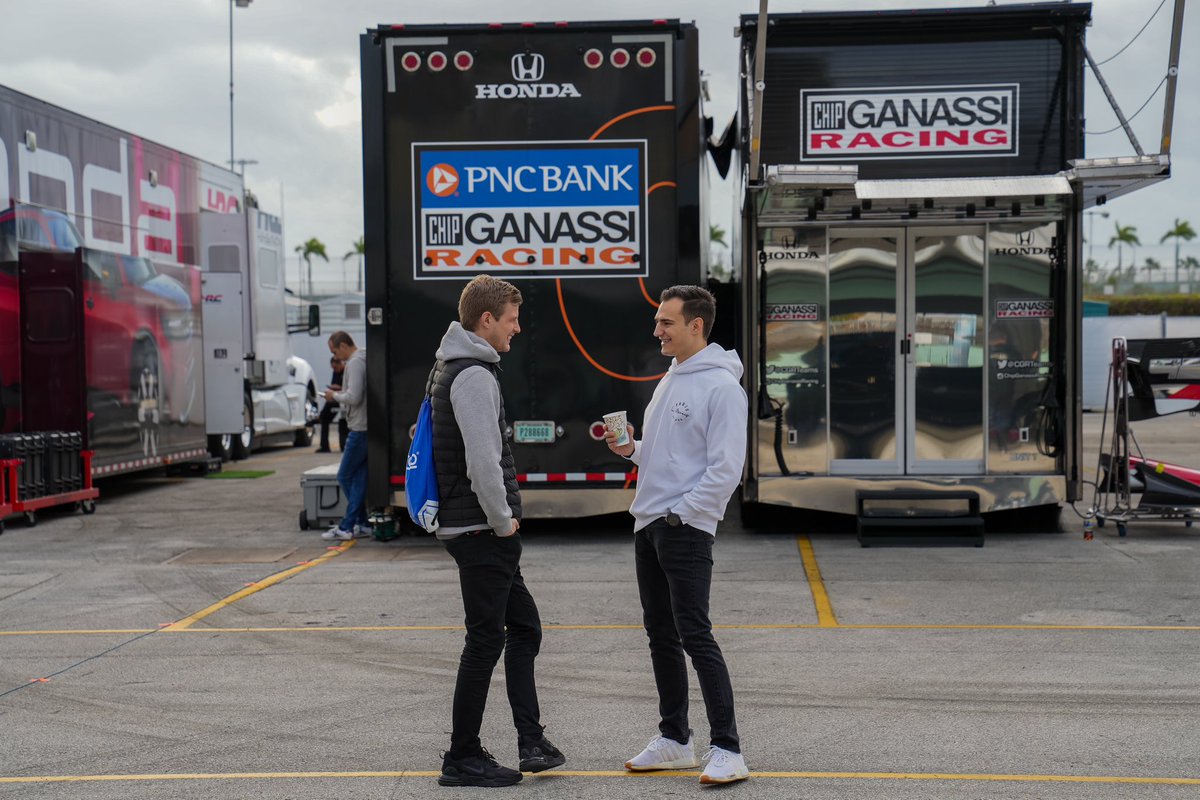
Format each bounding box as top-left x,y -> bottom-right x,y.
307,303 -> 320,336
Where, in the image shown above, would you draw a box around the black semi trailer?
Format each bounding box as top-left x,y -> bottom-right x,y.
736,2 -> 1176,525
360,20 -> 706,516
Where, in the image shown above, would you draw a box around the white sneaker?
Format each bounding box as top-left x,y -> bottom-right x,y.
321,527 -> 354,541
624,735 -> 699,771
700,745 -> 749,784
353,523 -> 374,538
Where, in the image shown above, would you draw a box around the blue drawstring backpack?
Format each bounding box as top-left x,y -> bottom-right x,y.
406,394 -> 439,532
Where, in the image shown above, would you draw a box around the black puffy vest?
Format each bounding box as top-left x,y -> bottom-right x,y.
427,358 -> 522,529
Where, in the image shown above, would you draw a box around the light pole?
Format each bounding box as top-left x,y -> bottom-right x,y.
229,0 -> 253,172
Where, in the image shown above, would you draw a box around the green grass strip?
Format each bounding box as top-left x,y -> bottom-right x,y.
204,470 -> 275,480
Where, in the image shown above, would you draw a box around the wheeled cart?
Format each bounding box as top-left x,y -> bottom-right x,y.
1093,338 -> 1200,537
1,451 -> 99,530
298,464 -> 346,531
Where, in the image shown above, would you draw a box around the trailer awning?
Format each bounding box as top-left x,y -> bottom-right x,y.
1066,154 -> 1170,209
855,175 -> 1072,201
758,168 -> 1072,221
756,156 -> 1171,221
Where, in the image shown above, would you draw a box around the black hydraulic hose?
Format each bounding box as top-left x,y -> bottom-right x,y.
773,408 -> 790,476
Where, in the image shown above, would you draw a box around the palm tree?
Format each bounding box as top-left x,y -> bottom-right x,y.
1160,218 -> 1196,284
1183,255 -> 1200,285
343,236 -> 366,292
1108,222 -> 1140,275
709,224 -> 730,280
295,238 -> 329,297
1144,256 -> 1162,283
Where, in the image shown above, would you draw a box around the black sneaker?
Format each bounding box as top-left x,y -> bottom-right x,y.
518,735 -> 566,773
438,748 -> 522,787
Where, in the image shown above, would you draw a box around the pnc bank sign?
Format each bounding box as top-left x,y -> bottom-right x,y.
411,140 -> 647,280
801,84 -> 1019,161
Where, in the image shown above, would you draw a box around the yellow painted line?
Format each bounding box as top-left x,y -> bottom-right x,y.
0,769 -> 1197,785
162,541 -> 355,631
798,536 -> 839,627
0,629 -> 155,636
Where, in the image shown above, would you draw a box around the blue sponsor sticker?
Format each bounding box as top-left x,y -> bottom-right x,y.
420,147 -> 640,209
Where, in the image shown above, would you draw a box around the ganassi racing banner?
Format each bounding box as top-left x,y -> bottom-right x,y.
412,141 -> 647,280
801,84 -> 1019,161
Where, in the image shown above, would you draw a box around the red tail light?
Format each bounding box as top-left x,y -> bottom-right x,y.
636,47 -> 656,67
427,51 -> 447,72
610,48 -> 630,68
583,48 -> 604,69
454,51 -> 474,70
401,52 -> 421,72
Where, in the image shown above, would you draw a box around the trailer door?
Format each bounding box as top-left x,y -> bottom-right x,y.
18,250 -> 87,436
905,228 -> 986,475
826,227 -> 986,476
201,271 -> 244,435
828,229 -> 903,475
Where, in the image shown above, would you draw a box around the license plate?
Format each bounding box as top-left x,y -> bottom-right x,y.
513,420 -> 556,444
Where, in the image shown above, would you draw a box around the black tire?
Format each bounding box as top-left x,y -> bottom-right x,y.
231,394 -> 253,460
299,509 -> 310,530
208,434 -> 234,462
81,500 -> 96,515
134,341 -> 161,459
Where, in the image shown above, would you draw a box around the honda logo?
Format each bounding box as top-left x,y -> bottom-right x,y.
1016,230 -> 1035,246
511,53 -> 545,82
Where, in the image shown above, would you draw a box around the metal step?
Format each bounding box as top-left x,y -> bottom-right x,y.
856,489 -> 984,547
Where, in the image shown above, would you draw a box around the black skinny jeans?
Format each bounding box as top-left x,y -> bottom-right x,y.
444,532 -> 544,757
635,520 -> 740,752
317,401 -> 347,450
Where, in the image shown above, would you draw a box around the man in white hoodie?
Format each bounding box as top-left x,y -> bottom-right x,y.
605,284 -> 750,784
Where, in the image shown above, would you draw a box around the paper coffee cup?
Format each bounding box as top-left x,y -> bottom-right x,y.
603,410 -> 630,446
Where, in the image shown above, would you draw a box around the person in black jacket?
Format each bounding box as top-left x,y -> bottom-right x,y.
315,356 -> 348,453
431,275 -> 564,788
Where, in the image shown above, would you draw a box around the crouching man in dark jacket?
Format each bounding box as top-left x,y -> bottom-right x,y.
432,274 -> 564,788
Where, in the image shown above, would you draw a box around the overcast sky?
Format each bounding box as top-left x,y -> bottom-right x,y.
1,0 -> 1194,291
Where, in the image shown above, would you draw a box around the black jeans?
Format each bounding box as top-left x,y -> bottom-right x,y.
317,402 -> 348,450
444,532 -> 543,756
635,520 -> 740,752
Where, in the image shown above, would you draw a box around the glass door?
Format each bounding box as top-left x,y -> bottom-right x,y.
828,230 -> 902,475
905,229 -> 986,474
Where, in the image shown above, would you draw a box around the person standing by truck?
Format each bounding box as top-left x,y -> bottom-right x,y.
315,355 -> 348,453
322,331 -> 369,540
431,275 -> 564,788
604,285 -> 750,785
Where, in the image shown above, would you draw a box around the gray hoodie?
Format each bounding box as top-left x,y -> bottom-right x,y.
628,343 -> 747,535
434,322 -> 514,539
332,348 -> 367,432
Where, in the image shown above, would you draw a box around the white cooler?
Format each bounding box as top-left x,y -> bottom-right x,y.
299,464 -> 346,530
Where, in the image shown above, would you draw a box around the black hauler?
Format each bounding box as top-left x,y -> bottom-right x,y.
736,3 -> 1108,527
360,20 -> 705,516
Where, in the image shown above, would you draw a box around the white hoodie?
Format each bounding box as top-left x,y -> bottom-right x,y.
628,343 -> 748,535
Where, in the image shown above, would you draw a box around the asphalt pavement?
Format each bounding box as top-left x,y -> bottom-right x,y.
1,419 -> 1198,799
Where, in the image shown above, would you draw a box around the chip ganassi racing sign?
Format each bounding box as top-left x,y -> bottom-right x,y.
412,141 -> 647,280
996,299 -> 1054,319
766,303 -> 821,322
801,84 -> 1019,161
